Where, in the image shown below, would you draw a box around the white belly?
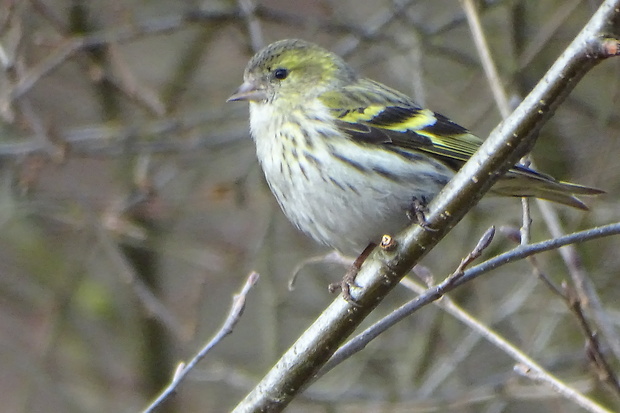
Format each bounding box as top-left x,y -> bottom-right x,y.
249,101 -> 453,253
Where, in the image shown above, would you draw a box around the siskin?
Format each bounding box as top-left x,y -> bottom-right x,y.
228,39 -> 602,257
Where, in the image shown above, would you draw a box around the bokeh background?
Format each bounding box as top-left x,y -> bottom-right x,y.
1,1 -> 619,412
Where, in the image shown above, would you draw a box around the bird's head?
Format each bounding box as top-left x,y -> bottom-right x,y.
228,39 -> 356,105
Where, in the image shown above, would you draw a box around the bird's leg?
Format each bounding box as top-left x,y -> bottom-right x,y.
329,242 -> 377,303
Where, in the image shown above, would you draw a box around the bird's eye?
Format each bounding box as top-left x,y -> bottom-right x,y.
273,68 -> 289,80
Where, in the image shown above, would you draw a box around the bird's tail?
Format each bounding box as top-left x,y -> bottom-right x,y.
491,167 -> 604,210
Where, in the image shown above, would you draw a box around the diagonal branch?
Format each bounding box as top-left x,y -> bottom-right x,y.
317,222 -> 620,377
232,2 -> 620,411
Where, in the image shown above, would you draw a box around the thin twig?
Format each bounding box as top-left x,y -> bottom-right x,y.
539,201 -> 620,362
143,272 -> 260,413
563,284 -> 620,398
464,0 -> 620,390
97,224 -> 185,339
462,0 -> 539,247
514,364 -> 612,413
5,10 -> 238,103
413,274 -> 540,397
449,226 -> 495,280
288,251 -> 353,291
410,281 -> 612,413
520,252 -> 620,401
334,0 -> 418,57
520,197 -> 532,245
318,222 -> 620,375
237,0 -> 264,52
460,0 -> 511,117
0,110 -> 248,158
518,0 -> 583,69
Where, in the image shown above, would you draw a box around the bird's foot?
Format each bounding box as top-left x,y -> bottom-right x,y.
407,196 -> 436,231
328,242 -> 376,305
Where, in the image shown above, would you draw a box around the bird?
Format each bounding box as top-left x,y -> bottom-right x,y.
228,39 -> 602,298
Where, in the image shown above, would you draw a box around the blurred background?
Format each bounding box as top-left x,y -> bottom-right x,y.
1,0 -> 619,412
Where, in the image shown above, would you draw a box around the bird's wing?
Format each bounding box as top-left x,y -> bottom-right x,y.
319,79 -> 484,168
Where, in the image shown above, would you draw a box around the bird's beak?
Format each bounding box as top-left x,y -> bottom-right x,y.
227,80 -> 268,102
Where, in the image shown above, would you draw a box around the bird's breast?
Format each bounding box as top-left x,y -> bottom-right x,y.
247,101 -> 454,252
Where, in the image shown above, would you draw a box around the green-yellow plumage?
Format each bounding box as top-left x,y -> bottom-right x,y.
229,39 -> 603,253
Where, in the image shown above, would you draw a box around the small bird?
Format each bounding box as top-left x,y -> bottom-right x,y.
228,39 -> 602,295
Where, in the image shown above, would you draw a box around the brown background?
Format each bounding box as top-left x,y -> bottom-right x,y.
1,1 -> 618,412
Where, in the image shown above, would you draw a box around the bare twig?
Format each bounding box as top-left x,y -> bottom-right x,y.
463,0 -> 620,389
461,0 -> 542,250
107,45 -> 166,115
318,222 -> 620,376
0,110 -> 248,158
97,223 -> 184,339
413,274 -> 540,397
520,197 -> 532,245
288,251 -> 353,291
334,0 -> 418,57
514,364 -> 613,413
460,0 -> 511,117
519,250 -> 620,401
539,201 -> 620,363
5,9 -> 238,104
518,0 -> 583,69
410,282 -> 612,413
237,0 -> 264,52
143,272 -> 260,413
450,226 -> 495,280
563,284 -> 620,398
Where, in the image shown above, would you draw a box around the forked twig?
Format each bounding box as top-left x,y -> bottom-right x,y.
143,272 -> 259,413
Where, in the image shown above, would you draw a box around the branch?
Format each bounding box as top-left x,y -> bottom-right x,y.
232,3 -> 620,411
0,111 -> 248,158
318,222 -> 620,375
143,272 -> 259,413
399,281 -> 612,413
538,201 -> 620,363
514,364 -> 612,413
